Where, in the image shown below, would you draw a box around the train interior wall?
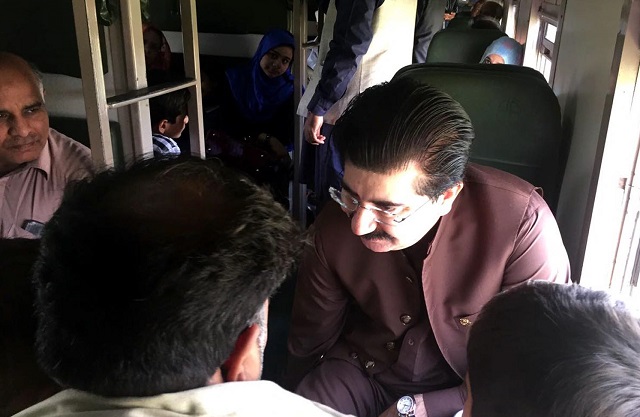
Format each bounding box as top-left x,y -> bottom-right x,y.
552,0 -> 627,278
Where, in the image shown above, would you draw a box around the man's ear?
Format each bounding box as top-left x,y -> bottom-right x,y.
439,182 -> 464,216
220,324 -> 260,382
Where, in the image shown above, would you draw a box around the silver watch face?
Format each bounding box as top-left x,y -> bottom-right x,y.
396,395 -> 415,415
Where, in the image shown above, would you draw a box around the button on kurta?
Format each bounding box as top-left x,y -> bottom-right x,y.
365,360 -> 375,369
400,314 -> 412,325
350,352 -> 359,359
386,341 -> 395,350
459,318 -> 472,326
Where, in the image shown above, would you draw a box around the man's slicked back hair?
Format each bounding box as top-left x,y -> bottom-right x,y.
332,79 -> 474,199
33,156 -> 301,397
468,281 -> 640,417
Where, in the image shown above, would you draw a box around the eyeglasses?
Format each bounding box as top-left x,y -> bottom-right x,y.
328,186 -> 432,226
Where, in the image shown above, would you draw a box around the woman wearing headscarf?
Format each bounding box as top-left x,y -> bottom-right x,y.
217,29 -> 295,152
480,36 -> 524,65
207,29 -> 295,207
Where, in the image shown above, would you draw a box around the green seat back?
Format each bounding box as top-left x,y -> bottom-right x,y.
393,63 -> 566,211
49,116 -> 124,163
426,28 -> 505,64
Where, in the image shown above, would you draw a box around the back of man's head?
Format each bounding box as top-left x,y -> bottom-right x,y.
33,156 -> 301,398
333,79 -> 474,199
467,281 -> 640,417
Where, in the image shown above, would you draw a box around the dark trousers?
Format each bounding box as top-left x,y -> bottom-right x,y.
413,0 -> 448,63
295,358 -> 398,417
303,123 -> 342,214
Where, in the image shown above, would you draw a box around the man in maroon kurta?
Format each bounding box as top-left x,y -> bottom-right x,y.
287,79 -> 570,417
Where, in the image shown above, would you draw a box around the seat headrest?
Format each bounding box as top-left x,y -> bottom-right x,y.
426,29 -> 506,64
393,63 -> 565,211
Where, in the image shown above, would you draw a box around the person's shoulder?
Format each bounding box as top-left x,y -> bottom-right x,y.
464,163 -> 537,196
47,128 -> 95,179
152,134 -> 180,155
196,381 -> 355,417
48,128 -> 91,154
459,163 -> 551,220
240,381 -> 355,417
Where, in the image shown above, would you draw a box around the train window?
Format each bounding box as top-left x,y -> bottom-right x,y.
544,22 -> 557,43
504,1 -> 518,38
580,0 -> 640,312
536,15 -> 559,83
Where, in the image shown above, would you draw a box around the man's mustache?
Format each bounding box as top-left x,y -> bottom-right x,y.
361,230 -> 395,241
5,135 -> 40,147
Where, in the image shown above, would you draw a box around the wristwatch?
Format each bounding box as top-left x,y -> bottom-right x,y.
396,395 -> 416,417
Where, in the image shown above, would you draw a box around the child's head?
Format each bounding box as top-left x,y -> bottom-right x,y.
150,88 -> 191,138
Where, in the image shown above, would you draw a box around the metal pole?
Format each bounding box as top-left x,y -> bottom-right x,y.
72,0 -> 114,168
292,0 -> 308,227
180,0 -> 205,158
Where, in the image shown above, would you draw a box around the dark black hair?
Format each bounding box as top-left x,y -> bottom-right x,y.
333,79 -> 474,199
0,238 -> 62,413
33,156 -> 301,397
476,1 -> 503,20
149,87 -> 191,126
468,281 -> 640,417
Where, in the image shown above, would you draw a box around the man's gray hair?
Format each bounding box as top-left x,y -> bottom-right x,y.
468,281 -> 640,417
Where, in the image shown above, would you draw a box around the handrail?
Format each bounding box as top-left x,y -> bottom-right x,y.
106,79 -> 197,109
292,0 -> 309,227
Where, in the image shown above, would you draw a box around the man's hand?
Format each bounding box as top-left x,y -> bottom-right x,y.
379,396 -> 426,417
378,402 -> 398,417
304,112 -> 326,145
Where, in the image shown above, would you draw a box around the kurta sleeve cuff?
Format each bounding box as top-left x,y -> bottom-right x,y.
307,91 -> 333,117
414,394 -> 428,417
419,384 -> 467,417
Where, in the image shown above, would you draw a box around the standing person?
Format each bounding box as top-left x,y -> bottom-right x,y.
463,281 -> 640,417
298,0 -> 417,212
0,52 -> 94,238
287,79 -> 570,417
15,156 -> 353,417
413,0 -> 448,63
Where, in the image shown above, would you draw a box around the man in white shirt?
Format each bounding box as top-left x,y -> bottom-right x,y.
15,157 -> 352,417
